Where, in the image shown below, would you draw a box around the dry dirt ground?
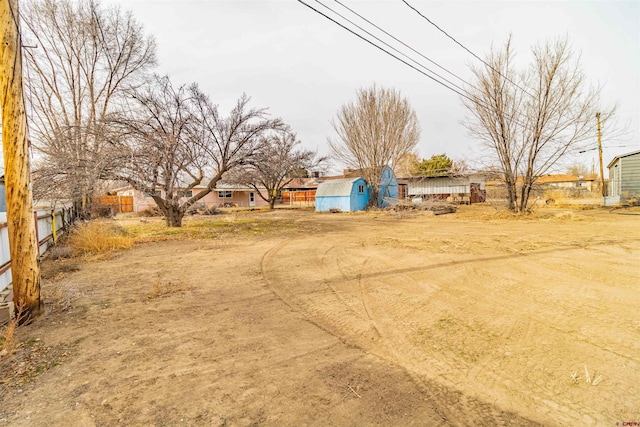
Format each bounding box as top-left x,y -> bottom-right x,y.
1,205 -> 639,426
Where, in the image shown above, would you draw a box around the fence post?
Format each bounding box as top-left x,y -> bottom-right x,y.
51,210 -> 57,244
34,211 -> 39,245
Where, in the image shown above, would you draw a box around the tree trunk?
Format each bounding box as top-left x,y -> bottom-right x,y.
1,0 -> 44,322
519,181 -> 534,213
505,178 -> 517,212
164,206 -> 184,227
369,186 -> 379,208
268,198 -> 276,210
73,193 -> 93,220
81,192 -> 93,219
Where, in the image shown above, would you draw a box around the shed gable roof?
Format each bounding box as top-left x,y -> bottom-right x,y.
316,178 -> 363,197
607,150 -> 640,169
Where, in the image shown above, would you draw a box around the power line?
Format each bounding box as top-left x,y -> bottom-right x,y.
298,0 -> 600,153
303,0 -> 524,126
296,0 -> 478,104
401,0 -> 536,100
333,0 -> 469,88
313,0 -> 472,95
299,1 -> 538,135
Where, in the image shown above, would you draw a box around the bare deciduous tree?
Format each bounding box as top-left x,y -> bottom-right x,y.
329,85 -> 420,206
226,128 -> 326,209
23,0 -> 156,217
566,163 -> 590,177
394,151 -> 420,177
113,75 -> 283,227
464,36 -> 612,212
111,75 -> 203,227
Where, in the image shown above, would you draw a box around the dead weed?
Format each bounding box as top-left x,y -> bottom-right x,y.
0,316 -> 18,360
44,281 -> 83,314
0,335 -> 74,393
68,221 -> 133,256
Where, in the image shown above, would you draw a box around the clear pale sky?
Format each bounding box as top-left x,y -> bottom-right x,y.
102,0 -> 640,173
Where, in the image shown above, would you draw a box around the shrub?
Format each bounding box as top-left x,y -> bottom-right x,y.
67,221 -> 133,256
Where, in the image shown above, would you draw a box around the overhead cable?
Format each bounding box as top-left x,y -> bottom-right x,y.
297,0 -> 479,104
401,0 -> 537,99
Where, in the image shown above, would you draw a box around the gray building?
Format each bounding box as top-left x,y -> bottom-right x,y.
607,150 -> 640,204
406,174 -> 486,204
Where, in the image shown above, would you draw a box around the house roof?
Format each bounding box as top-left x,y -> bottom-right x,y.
282,177 -> 322,189
607,149 -> 640,169
113,182 -> 265,194
215,182 -> 266,191
487,174 -> 596,186
316,178 -> 363,197
535,174 -> 597,184
320,166 -> 394,181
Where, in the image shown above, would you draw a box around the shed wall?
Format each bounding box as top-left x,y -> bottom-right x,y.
408,178 -> 469,195
350,189 -> 369,211
378,166 -> 398,207
316,196 -> 352,212
621,154 -> 640,198
609,160 -> 622,197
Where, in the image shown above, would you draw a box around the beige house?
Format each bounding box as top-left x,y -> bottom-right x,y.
534,174 -> 597,192
115,183 -> 269,212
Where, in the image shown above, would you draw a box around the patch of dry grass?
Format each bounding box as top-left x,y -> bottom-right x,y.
67,221 -> 133,257
147,281 -> 190,300
547,211 -> 588,222
122,216 -> 299,243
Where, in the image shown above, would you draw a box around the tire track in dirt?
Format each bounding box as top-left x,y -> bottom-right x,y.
319,245 -> 373,325
356,257 -> 376,323
260,239 -> 383,351
357,250 -> 606,424
344,249 -> 535,427
261,238 -> 539,427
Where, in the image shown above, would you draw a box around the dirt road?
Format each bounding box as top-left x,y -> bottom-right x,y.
1,206 -> 638,426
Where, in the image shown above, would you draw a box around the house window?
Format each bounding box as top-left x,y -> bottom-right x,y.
178,190 -> 193,198
145,190 -> 162,198
358,184 -> 365,194
218,191 -> 232,198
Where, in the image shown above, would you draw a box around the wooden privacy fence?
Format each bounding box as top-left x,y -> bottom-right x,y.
0,208 -> 71,295
281,190 -> 316,206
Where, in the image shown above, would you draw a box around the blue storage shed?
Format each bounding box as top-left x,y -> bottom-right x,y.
378,166 -> 398,207
315,177 -> 369,212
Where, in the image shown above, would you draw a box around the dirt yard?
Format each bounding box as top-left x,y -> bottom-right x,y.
1,205 -> 639,426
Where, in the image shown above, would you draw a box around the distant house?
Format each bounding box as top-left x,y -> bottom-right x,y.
281,177 -> 321,206
608,150 -> 640,204
535,174 -> 597,192
114,183 -> 269,212
407,174 -> 486,204
315,177 -> 369,212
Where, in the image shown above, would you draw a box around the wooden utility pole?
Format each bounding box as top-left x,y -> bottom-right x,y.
1,0 -> 43,322
596,112 -> 605,198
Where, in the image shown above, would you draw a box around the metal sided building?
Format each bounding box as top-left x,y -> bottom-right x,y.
406,174 -> 486,203
315,177 -> 369,212
608,149 -> 640,204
